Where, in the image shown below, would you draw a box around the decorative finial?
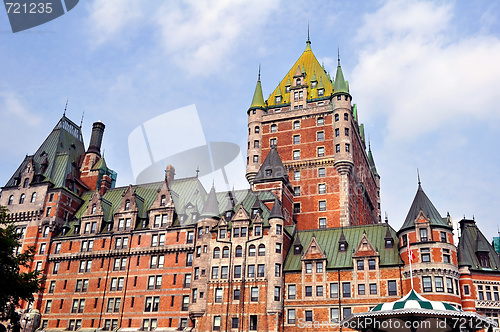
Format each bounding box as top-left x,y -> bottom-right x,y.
307,23 -> 310,44
385,212 -> 388,223
258,64 -> 261,81
337,47 -> 340,66
417,168 -> 421,186
195,166 -> 200,178
63,98 -> 69,116
80,110 -> 85,128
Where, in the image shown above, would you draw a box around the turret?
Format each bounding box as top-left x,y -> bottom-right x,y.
246,68 -> 266,184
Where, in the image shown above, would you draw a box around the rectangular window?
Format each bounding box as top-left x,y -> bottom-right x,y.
247,265 -> 255,278
232,317 -> 239,329
435,276 -> 444,292
358,284 -> 365,295
370,283 -> 377,295
317,131 -> 324,141
305,286 -> 312,297
275,263 -> 281,277
331,308 -> 339,323
318,147 -> 325,157
342,282 -> 351,298
212,267 -> 219,279
288,309 -> 296,324
294,186 -> 300,196
345,143 -> 350,152
233,228 -> 239,238
317,286 -> 324,296
343,307 -> 352,319
270,138 -> 277,146
49,281 -> 56,293
257,264 -> 265,278
254,140 -> 259,148
221,266 -> 228,279
319,218 -> 326,229
276,243 -> 282,253
293,135 -> 300,144
464,284 -> 470,295
423,276 -> 432,292
251,287 -> 258,302
330,283 -> 338,298
369,259 -> 376,270
293,150 -> 300,160
294,171 -> 300,180
335,144 -> 340,153
319,200 -> 326,211
234,265 -> 241,278
213,316 -> 221,331
305,310 -> 313,322
388,280 -> 397,296
233,289 -> 240,300
250,315 -> 257,331
316,262 -> 323,273
447,277 -> 454,293
420,228 -> 428,242
443,253 -> 450,263
421,248 -> 430,262
441,231 -> 447,243
305,262 -> 312,273
274,286 -> 281,301
293,203 -> 300,214
45,300 -> 52,314
288,285 -> 296,299
357,260 -> 364,270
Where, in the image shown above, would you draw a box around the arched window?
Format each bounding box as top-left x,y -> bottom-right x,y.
8,195 -> 14,205
125,200 -> 130,211
249,245 -> 256,256
222,246 -> 230,258
213,247 -> 220,259
31,192 -> 37,203
335,113 -> 339,121
258,244 -> 266,256
91,204 -> 96,214
23,178 -> 29,188
235,246 -> 242,257
344,113 -> 349,121
160,195 -> 166,206
255,126 -> 260,133
296,78 -> 301,85
19,194 -> 25,204
317,117 -> 324,126
270,124 -> 277,133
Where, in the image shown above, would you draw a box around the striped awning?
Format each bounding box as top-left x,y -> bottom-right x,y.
371,289 -> 460,312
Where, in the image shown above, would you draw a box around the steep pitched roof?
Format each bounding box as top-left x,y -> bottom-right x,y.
200,185 -> 219,218
367,144 -> 379,177
4,115 -> 85,191
399,184 -> 451,233
458,219 -> 500,271
249,75 -> 265,111
267,41 -> 333,106
253,147 -> 289,183
285,224 -> 402,271
333,56 -> 349,95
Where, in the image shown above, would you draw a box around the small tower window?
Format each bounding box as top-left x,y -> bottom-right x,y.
265,169 -> 272,176
345,128 -> 349,136
344,113 -> 349,121
419,228 -> 428,242
31,192 -> 37,203
270,138 -> 277,147
335,128 -> 340,137
254,140 -> 259,148
160,195 -> 166,206
335,144 -> 340,153
19,194 -> 25,204
255,126 -> 260,133
345,144 -> 350,153
125,200 -> 130,211
296,78 -> 301,85
8,195 -> 14,205
270,124 -> 277,133
91,204 -> 96,214
253,155 -> 258,163
335,114 -> 339,122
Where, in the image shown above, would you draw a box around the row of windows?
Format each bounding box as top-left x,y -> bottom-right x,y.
293,183 -> 327,196
218,225 -> 280,239
41,317 -> 188,331
292,146 -> 327,159
266,117 -> 325,135
422,276 -> 459,295
402,230 -> 449,245
293,167 -> 326,180
211,264 -> 281,279
212,243 -> 272,259
293,200 -> 327,213
287,307 -> 351,324
213,315 -> 258,330
287,281 -> 397,299
7,192 -> 37,205
477,285 -> 500,301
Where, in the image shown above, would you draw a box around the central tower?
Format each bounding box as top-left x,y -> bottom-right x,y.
246,39 -> 381,230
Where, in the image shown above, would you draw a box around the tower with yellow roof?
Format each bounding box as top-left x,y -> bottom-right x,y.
246,38 -> 381,230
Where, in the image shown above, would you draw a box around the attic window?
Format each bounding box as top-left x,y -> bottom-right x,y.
296,78 -> 301,85
477,252 -> 491,268
294,245 -> 301,255
160,195 -> 166,206
23,178 -> 29,188
286,86 -> 290,93
265,169 -> 272,176
311,81 -> 317,88
91,204 -> 96,214
318,89 -> 324,97
125,200 -> 130,211
275,96 -> 281,103
385,238 -> 393,248
252,209 -> 259,218
339,242 -> 347,252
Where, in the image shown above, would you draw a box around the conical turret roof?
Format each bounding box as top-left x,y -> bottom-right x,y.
367,144 -> 379,177
269,196 -> 284,220
253,146 -> 288,184
333,56 -> 349,95
249,70 -> 265,112
200,185 -> 220,218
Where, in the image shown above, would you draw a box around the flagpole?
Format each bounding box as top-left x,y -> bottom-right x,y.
407,240 -> 414,289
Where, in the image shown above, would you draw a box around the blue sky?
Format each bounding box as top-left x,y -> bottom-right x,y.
1,0 -> 500,239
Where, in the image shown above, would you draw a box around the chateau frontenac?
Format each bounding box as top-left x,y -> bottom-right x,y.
2,39 -> 500,332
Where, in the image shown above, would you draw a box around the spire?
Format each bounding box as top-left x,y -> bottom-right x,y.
333,48 -> 349,94
367,143 -> 379,177
269,196 -> 284,220
63,98 -> 68,116
249,67 -> 265,112
417,168 -> 421,187
200,185 -> 219,218
306,24 -> 311,50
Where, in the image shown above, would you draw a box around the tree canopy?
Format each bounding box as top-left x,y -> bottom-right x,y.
0,205 -> 44,319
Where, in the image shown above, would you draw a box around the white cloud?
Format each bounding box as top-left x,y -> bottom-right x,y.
0,91 -> 41,127
352,0 -> 500,141
153,0 -> 280,76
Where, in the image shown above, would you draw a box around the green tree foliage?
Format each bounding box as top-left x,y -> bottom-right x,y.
0,206 -> 44,319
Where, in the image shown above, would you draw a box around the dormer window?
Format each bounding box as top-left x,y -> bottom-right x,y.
318,89 -> 324,97
225,211 -> 232,219
339,243 -> 347,251
125,200 -> 130,211
23,178 -> 29,188
91,204 -> 96,214
160,195 -> 166,206
296,78 -> 301,85
286,86 -> 290,93
275,96 -> 281,103
252,209 -> 259,218
265,169 -> 272,176
477,252 -> 491,268
385,238 -> 394,248
419,228 -> 428,242
311,81 -> 317,88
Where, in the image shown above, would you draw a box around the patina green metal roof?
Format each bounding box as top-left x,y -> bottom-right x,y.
249,74 -> 265,111
367,144 -> 379,177
333,57 -> 349,95
458,219 -> 500,271
284,224 -> 402,272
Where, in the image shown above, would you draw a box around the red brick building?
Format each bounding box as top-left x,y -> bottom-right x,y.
2,39 -> 500,332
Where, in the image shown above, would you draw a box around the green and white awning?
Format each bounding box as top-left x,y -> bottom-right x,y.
371,289 -> 460,312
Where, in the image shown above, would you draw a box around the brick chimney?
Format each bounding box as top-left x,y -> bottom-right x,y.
87,121 -> 105,156
165,165 -> 175,184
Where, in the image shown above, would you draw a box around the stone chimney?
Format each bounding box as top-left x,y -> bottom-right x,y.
87,121 -> 105,156
165,165 -> 175,184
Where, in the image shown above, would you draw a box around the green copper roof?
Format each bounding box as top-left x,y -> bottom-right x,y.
399,184 -> 451,233
458,219 -> 500,271
333,58 -> 349,95
284,224 -> 402,271
249,78 -> 265,111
